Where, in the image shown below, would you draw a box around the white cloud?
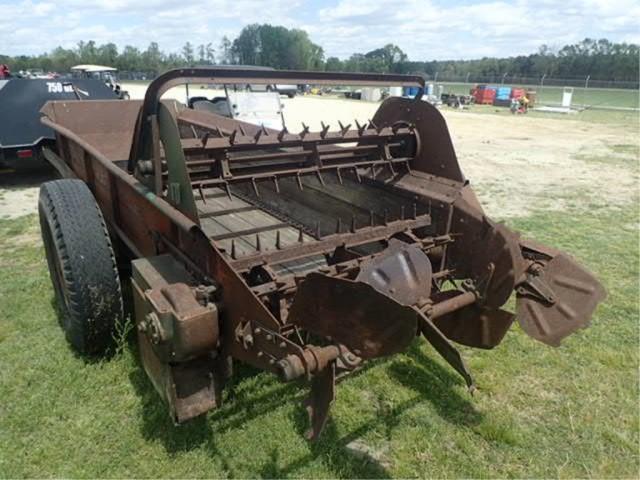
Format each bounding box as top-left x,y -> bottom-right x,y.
0,0 -> 638,60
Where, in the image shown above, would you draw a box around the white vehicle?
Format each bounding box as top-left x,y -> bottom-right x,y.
267,84 -> 297,98
70,65 -> 129,99
188,87 -> 285,131
71,64 -> 117,82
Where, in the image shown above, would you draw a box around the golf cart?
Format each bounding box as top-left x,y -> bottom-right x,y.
71,64 -> 130,99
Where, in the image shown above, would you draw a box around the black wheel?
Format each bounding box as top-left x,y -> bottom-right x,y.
38,179 -> 123,355
287,92 -> 295,98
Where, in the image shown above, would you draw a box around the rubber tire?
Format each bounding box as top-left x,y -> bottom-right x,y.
38,179 -> 123,355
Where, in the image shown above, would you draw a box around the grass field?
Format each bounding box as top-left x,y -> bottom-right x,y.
0,109 -> 638,478
448,103 -> 640,125
440,82 -> 639,110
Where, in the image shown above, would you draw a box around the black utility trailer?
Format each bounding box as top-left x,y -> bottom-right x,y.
0,78 -> 118,172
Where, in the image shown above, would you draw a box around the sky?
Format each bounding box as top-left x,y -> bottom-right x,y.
1,0 -> 639,60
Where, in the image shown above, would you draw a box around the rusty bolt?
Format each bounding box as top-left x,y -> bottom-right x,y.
146,313 -> 162,344
530,263 -> 544,275
265,334 -> 273,341
279,341 -> 286,348
254,327 -> 262,335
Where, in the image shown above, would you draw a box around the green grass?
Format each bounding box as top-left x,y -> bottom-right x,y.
1,146 -> 639,477
447,102 -> 640,125
440,82 -> 639,110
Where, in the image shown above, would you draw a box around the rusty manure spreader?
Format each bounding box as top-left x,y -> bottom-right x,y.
38,68 -> 605,439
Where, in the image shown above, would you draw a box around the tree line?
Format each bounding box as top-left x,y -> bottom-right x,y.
1,25 -> 637,82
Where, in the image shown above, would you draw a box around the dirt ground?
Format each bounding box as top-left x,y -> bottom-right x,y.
0,171 -> 52,219
1,93 -> 637,221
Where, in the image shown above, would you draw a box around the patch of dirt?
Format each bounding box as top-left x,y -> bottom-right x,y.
0,187 -> 39,219
0,171 -> 53,219
444,111 -> 639,218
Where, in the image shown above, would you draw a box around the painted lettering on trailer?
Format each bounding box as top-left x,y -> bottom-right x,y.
46,82 -> 75,93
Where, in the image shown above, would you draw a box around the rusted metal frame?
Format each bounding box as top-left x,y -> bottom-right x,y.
152,232 -> 215,285
316,144 -> 390,156
277,345 -> 341,382
184,144 -> 398,170
439,202 -> 455,271
158,102 -> 199,222
230,214 -> 431,271
82,150 -> 96,188
177,117 -> 233,138
416,309 -> 475,389
42,117 -> 195,236
151,116 -> 163,195
304,138 -> 322,171
371,97 -> 465,183
315,151 -> 371,164
187,150 -> 310,167
191,157 -> 413,188
198,189 -> 234,200
42,146 -> 76,179
199,205 -> 259,219
177,108 -> 274,138
252,266 -> 455,301
331,172 -> 435,216
184,152 -> 382,184
420,290 -> 478,319
229,187 -> 319,239
250,245 -> 454,299
239,323 -> 340,380
181,129 -> 414,153
211,222 -> 290,241
131,68 -> 424,172
185,147 -> 390,176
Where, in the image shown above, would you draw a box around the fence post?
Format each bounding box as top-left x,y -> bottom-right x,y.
584,74 -> 590,108
540,74 -> 546,104
465,72 -> 470,84
501,72 -> 508,84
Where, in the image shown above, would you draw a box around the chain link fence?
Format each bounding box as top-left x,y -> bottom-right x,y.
428,73 -> 639,110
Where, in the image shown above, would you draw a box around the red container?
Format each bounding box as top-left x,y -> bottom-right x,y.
474,88 -> 496,104
511,88 -> 526,99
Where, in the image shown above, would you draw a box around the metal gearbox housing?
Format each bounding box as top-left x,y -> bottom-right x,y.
131,254 -> 224,423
